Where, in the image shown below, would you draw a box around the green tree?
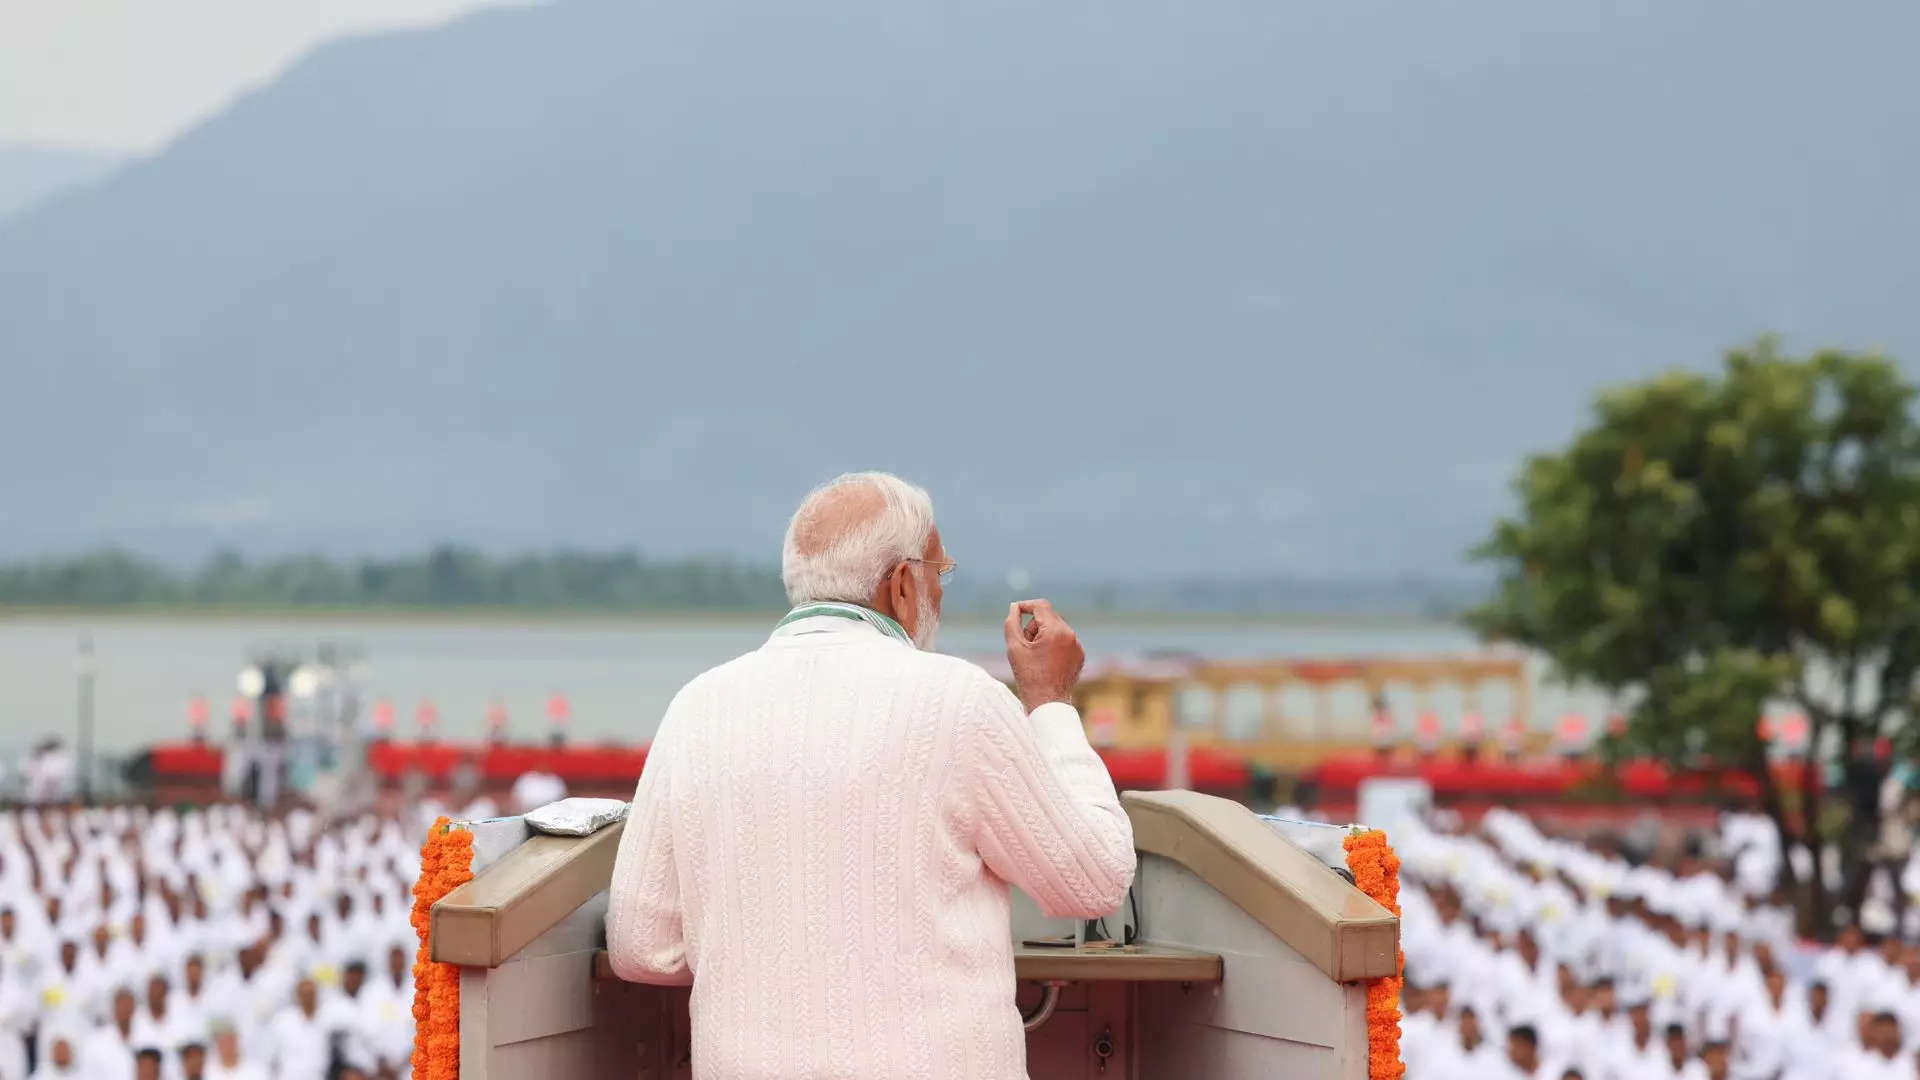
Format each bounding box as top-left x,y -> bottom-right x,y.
1469,340 -> 1920,936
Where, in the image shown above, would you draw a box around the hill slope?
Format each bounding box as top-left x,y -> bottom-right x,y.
2,0 -> 1916,578
0,143 -> 121,220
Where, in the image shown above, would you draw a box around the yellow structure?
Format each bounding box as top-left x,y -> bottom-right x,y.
1001,654 -> 1533,771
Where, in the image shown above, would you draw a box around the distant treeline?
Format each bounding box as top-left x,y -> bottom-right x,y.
0,547 -> 787,610
0,548 -> 1482,617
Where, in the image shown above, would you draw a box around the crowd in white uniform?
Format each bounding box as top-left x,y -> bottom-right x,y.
1398,808 -> 1920,1080
12,782 -> 1919,1080
0,805 -> 433,1080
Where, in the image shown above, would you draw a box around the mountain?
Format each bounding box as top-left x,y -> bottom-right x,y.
0,143 -> 121,220
2,0 -> 1917,580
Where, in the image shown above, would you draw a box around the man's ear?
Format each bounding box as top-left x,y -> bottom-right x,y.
870,560 -> 904,620
888,559 -> 916,617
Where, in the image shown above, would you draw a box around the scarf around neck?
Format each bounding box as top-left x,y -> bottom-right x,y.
774,601 -> 912,646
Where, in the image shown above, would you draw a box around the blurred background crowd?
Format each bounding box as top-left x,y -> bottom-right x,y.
1399,810 -> 1920,1080
0,804 -> 470,1080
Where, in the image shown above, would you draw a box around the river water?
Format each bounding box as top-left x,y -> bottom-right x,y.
0,612 -> 1610,752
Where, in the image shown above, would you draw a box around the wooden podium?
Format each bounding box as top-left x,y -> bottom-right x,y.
430,790 -> 1397,1079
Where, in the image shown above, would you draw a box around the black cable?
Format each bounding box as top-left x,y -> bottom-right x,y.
1086,883 -> 1142,945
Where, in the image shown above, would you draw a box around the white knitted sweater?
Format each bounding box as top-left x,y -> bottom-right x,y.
605,615 -> 1136,1079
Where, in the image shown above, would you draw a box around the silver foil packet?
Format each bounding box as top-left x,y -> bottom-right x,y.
524,797 -> 630,836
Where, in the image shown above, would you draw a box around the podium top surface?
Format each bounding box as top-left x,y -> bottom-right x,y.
1123,790 -> 1398,982
585,943 -> 1225,984
432,790 -> 1399,983
433,822 -> 625,967
1009,942 -> 1224,983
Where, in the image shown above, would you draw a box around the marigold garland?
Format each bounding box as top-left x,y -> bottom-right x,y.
411,816 -> 475,1080
1344,829 -> 1405,1080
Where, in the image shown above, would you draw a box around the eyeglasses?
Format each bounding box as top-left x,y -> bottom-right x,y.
906,556 -> 956,582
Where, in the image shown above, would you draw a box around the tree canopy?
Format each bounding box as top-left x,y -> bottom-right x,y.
1470,340 -> 1920,934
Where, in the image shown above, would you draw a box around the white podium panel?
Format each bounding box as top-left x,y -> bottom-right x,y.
433,791 -> 1397,1080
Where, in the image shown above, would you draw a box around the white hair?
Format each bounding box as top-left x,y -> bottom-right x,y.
781,472 -> 935,606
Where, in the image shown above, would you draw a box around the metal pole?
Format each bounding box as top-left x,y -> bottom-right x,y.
76,634 -> 95,803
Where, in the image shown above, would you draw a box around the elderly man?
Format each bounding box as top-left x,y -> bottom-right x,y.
201,1024 -> 266,1080
606,472 -> 1136,1079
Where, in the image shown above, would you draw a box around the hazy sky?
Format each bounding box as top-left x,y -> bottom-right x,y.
0,0 -> 523,153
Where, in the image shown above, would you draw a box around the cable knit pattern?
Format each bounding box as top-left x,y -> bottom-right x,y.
605,618 -> 1135,1079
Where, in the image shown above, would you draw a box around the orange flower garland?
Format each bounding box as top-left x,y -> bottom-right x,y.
1344,829 -> 1405,1080
410,817 -> 475,1080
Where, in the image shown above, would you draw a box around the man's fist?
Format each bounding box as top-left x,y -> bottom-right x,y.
1003,599 -> 1085,713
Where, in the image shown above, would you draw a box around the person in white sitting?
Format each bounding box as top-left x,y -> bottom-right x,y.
319,962 -> 377,1075
25,1029 -> 82,1080
177,1042 -> 209,1080
1666,1037 -> 1720,1080
264,978 -> 329,1080
509,763 -> 567,815
82,987 -> 141,1080
130,972 -> 195,1071
1496,1024 -> 1567,1080
1431,1004 -> 1505,1080
1605,997 -> 1671,1080
173,954 -> 228,1039
1844,1011 -> 1910,1080
357,948 -> 413,1076
1733,967 -> 1795,1080
103,914 -> 161,991
1659,1022 -> 1694,1080
203,1024 -> 267,1080
1398,980 -> 1449,1076
0,911 -> 34,1079
30,941 -> 95,1044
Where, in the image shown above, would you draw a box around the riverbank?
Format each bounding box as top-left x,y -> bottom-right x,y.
0,613 -> 1546,755
0,603 -> 1467,631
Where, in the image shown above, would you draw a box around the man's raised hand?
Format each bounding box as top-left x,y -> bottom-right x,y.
1003,599 -> 1085,713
